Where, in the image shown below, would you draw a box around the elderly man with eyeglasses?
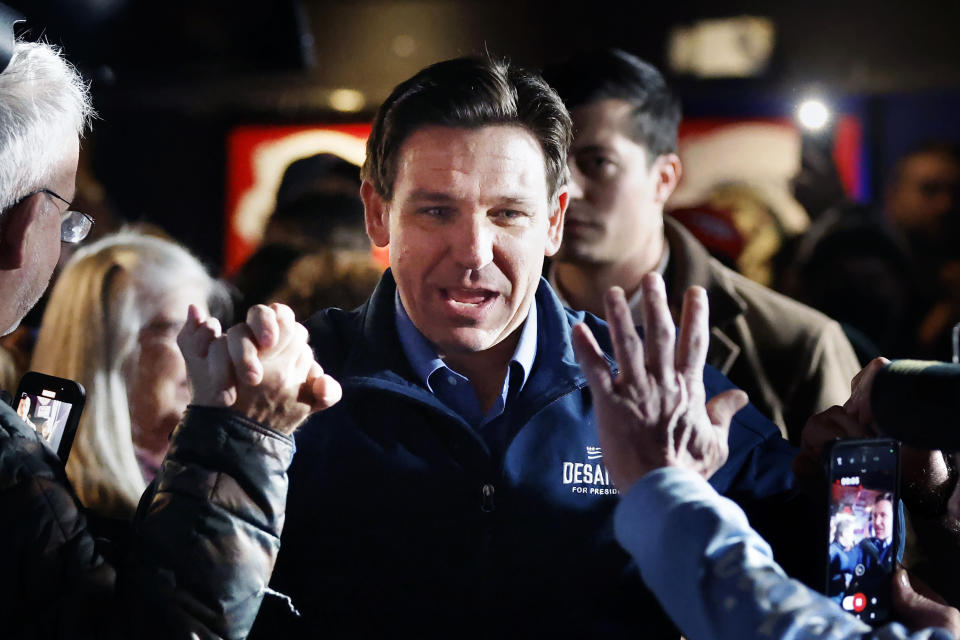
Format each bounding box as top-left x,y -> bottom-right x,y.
0,13 -> 342,640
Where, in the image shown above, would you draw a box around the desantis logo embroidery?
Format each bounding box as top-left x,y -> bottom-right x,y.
562,446 -> 618,495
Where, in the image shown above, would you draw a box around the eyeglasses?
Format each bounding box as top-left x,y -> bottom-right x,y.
31,189 -> 95,244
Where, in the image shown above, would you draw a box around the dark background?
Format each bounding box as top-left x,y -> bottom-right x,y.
8,0 -> 960,268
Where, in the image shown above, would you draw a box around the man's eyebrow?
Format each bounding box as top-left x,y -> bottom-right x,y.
407,190 -> 455,202
571,144 -> 612,154
497,195 -> 539,207
406,191 -> 537,207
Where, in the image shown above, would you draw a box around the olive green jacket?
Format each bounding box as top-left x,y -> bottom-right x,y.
664,216 -> 861,443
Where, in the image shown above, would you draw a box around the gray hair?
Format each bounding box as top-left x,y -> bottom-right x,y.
30,229 -> 229,518
0,40 -> 94,210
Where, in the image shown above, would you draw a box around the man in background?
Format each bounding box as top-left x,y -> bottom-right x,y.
887,143 -> 960,357
543,49 -> 860,443
845,493 -> 897,605
885,143 -> 960,253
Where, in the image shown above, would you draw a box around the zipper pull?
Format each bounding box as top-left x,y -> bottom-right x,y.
481,483 -> 495,513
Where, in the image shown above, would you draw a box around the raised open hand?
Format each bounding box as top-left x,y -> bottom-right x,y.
572,273 -> 748,489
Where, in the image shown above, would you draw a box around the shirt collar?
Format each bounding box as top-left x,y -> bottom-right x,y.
394,291 -> 537,395
547,243 -> 670,325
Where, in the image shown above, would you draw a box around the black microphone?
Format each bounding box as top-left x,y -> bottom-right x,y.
871,359 -> 960,451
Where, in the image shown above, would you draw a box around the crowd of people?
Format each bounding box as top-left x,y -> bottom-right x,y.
3,5 -> 960,640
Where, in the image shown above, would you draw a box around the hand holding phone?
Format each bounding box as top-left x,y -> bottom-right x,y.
825,438 -> 900,625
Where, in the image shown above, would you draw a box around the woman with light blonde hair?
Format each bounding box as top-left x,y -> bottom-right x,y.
30,229 -> 229,519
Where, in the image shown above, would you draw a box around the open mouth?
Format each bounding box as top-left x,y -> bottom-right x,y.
439,288 -> 500,320
442,288 -> 497,307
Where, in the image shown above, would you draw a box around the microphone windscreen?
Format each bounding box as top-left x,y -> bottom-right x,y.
871,359 -> 960,451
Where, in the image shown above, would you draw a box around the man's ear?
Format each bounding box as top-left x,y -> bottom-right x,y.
0,197 -> 41,270
544,187 -> 568,257
653,153 -> 682,205
361,180 -> 391,248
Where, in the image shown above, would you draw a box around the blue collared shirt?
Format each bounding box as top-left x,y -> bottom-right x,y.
394,292 -> 537,428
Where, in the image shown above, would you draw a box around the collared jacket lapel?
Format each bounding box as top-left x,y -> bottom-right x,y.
663,215 -> 861,443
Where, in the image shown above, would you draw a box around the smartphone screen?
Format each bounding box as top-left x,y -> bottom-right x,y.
13,372 -> 85,462
826,439 -> 900,625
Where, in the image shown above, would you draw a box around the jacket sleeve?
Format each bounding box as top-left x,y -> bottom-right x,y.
613,467 -> 951,640
0,403 -> 295,639
124,405 -> 296,639
785,320 -> 862,439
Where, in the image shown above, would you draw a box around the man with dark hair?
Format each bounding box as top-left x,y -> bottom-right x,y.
885,142 -> 960,357
543,49 -> 860,443
886,143 -> 960,247
253,55 -> 801,638
842,492 -> 898,609
362,56 -> 571,203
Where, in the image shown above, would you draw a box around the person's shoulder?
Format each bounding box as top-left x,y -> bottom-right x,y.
537,276 -> 617,360
563,305 -> 616,359
708,258 -> 847,342
301,304 -> 366,374
302,304 -> 361,334
664,217 -> 843,341
702,362 -> 790,447
717,260 -> 834,325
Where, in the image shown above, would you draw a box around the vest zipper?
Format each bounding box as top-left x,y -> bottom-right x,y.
481,483 -> 495,513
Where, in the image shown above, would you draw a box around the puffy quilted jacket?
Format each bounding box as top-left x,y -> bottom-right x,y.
0,403 -> 295,639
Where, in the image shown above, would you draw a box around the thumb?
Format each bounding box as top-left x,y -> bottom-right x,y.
705,389 -> 748,431
305,362 -> 343,412
891,567 -> 960,635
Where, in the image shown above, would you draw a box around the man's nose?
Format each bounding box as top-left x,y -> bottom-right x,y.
452,216 -> 494,270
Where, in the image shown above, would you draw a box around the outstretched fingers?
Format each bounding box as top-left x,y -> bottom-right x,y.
572,322 -> 615,398
603,286 -> 646,386
638,273 -> 675,384
676,286 -> 710,397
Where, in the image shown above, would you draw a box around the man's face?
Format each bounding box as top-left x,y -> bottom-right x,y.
4,135 -> 79,335
873,499 -> 893,542
886,151 -> 960,237
364,125 -> 566,356
838,526 -> 855,550
556,98 -> 668,266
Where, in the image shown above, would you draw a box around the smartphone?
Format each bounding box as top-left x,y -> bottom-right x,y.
825,438 -> 900,625
12,371 -> 85,463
